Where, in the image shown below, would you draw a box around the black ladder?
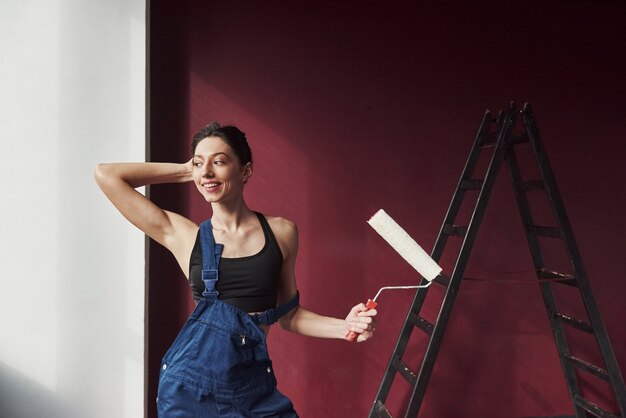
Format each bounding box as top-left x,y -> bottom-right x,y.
368,102 -> 626,418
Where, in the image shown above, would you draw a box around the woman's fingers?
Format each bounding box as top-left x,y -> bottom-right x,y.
357,308 -> 378,317
345,302 -> 378,342
348,313 -> 377,330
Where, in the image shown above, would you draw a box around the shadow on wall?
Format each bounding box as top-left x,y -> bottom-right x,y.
0,361 -> 60,418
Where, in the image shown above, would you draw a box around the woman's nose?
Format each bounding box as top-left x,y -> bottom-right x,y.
200,164 -> 214,178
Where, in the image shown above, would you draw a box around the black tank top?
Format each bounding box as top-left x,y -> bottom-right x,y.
188,212 -> 283,312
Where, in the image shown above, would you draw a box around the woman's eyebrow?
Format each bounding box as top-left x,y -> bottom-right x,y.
194,152 -> 230,159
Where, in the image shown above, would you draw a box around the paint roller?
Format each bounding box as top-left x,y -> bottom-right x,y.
346,209 -> 443,342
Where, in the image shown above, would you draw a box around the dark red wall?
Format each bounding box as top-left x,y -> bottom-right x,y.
149,2 -> 626,417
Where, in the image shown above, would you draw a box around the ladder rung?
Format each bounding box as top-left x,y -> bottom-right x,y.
510,131 -> 529,145
371,400 -> 392,418
537,268 -> 578,287
480,131 -> 499,147
518,180 -> 545,192
574,395 -> 620,418
409,313 -> 434,336
443,224 -> 468,237
460,179 -> 484,190
480,131 -> 529,148
529,225 -> 561,238
392,356 -> 417,385
554,313 -> 593,334
563,355 -> 610,381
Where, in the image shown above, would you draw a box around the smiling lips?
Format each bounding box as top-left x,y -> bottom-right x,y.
202,181 -> 222,192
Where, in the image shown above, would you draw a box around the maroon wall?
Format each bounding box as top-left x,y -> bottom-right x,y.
149,2 -> 626,417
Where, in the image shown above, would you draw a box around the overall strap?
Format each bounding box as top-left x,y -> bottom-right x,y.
199,219 -> 224,300
252,292 -> 300,325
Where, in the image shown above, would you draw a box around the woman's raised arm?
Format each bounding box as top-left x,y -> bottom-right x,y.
94,161 -> 198,259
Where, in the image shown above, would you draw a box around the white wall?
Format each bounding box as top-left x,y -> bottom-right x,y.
0,1 -> 145,417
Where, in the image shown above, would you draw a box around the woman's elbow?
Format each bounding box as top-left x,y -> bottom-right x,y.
278,307 -> 299,332
93,163 -> 117,189
93,163 -> 108,185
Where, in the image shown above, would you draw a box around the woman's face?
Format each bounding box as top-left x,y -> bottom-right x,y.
191,136 -> 251,204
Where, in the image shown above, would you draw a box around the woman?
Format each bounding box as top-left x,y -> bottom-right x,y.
94,122 -> 377,417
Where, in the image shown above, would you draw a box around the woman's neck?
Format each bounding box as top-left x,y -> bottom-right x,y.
210,199 -> 255,232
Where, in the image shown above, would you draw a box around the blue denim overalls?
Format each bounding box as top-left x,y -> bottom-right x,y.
157,219 -> 300,417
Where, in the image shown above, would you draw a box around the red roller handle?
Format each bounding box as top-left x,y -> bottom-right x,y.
346,299 -> 378,342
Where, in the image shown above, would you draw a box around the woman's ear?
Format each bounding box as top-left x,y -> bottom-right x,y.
242,162 -> 253,184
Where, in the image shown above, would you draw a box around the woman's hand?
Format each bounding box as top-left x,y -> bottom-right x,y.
344,302 -> 377,342
183,158 -> 195,176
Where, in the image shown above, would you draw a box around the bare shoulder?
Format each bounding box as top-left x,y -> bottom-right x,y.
265,215 -> 298,257
265,215 -> 297,233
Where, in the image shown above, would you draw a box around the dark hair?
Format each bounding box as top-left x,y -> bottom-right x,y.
191,122 -> 253,165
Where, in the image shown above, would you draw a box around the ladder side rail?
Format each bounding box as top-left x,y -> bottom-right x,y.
368,111 -> 497,418
506,146 -> 587,418
368,278 -> 431,418
431,110 -> 496,262
405,105 -> 518,418
522,104 -> 626,415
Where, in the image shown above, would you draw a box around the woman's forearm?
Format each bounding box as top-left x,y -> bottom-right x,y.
281,306 -> 347,340
94,161 -> 192,189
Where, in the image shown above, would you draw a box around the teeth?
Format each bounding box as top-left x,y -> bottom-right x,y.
204,182 -> 220,188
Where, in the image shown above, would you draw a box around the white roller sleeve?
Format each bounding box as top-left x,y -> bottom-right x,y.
367,209 -> 442,281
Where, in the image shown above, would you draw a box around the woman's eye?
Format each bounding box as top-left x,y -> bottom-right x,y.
214,160 -> 224,165
193,161 -> 202,167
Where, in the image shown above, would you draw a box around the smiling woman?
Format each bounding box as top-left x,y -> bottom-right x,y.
191,125 -> 252,206
94,121 -> 378,417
